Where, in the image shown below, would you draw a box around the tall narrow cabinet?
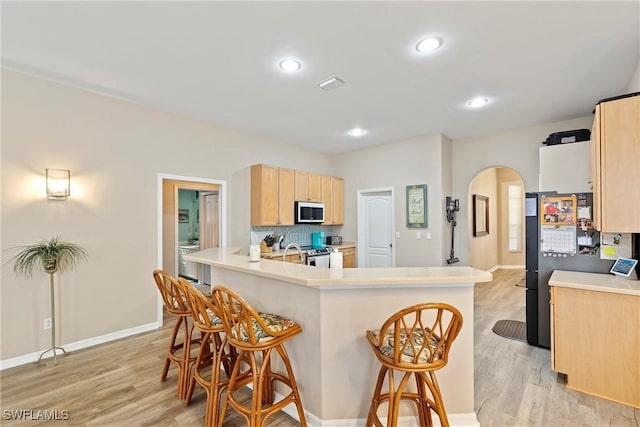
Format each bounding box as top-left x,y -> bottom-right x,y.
590,94 -> 640,232
321,176 -> 344,225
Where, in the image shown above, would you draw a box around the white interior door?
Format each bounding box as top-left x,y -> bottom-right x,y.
200,192 -> 219,285
359,190 -> 394,267
201,192 -> 219,249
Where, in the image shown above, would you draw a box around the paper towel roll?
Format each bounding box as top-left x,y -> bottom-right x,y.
330,251 -> 343,268
249,245 -> 261,262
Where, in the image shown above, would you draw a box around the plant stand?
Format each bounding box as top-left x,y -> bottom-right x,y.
36,272 -> 68,365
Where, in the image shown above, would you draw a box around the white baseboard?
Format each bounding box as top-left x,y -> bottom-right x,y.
279,398 -> 478,427
0,321 -> 161,370
489,264 -> 525,272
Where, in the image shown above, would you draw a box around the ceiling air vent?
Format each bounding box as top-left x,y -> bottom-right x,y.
316,76 -> 345,91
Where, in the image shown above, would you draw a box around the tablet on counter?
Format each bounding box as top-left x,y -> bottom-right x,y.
609,257 -> 638,278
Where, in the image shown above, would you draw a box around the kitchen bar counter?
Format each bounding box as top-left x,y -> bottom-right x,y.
185,247 -> 491,424
186,247 -> 490,289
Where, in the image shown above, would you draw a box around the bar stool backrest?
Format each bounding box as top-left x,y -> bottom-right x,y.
211,285 -> 298,349
153,269 -> 190,316
371,302 -> 463,369
177,278 -> 222,331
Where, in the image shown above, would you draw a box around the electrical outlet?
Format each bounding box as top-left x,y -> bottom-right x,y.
43,318 -> 52,330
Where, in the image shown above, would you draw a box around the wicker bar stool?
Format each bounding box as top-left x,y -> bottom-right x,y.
152,269 -> 203,400
365,303 -> 463,427
178,278 -> 239,427
211,285 -> 307,427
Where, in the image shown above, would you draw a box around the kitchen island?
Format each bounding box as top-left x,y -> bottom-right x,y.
184,247 -> 492,425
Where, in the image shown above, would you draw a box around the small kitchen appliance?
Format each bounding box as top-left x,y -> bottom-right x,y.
295,201 -> 325,223
326,236 -> 342,245
311,231 -> 325,249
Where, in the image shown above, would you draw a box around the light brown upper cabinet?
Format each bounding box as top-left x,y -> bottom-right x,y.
321,176 -> 344,225
294,171 -> 322,202
590,95 -> 640,232
251,164 -> 295,226
321,175 -> 334,224
332,177 -> 344,225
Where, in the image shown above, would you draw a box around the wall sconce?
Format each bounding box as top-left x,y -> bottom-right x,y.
46,168 -> 70,200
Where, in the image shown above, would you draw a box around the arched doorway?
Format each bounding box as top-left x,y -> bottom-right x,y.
468,167 -> 525,271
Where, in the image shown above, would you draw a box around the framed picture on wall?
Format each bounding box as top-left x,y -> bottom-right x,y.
473,194 -> 489,236
406,184 -> 428,228
178,209 -> 190,223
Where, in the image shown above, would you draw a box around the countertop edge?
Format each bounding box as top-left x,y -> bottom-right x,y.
185,247 -> 492,289
549,270 -> 640,296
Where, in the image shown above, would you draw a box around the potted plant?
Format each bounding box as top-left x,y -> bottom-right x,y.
10,236 -> 87,365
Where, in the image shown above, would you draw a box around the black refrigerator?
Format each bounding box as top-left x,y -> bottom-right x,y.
525,192 -> 614,348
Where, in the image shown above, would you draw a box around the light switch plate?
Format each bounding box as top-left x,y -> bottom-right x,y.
416,231 -> 421,239
395,232 -> 400,238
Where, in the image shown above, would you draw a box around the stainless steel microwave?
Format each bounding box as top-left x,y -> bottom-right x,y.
295,201 -> 325,223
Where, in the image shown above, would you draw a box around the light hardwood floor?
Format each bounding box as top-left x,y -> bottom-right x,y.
1,269 -> 639,426
475,269 -> 640,427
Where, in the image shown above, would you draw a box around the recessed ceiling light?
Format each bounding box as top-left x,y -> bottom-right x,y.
348,128 -> 367,137
416,37 -> 442,53
279,59 -> 301,72
468,97 -> 489,108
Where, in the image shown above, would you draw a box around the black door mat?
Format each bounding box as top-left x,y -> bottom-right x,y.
492,320 -> 527,342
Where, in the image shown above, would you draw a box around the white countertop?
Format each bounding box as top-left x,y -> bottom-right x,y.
184,247 -> 492,289
549,269 -> 640,296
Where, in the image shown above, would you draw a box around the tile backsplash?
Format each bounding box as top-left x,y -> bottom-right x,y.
251,225 -> 338,247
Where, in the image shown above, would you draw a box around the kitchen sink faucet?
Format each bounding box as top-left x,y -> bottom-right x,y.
283,243 -> 304,263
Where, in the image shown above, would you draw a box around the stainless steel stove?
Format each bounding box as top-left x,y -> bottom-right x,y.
301,246 -> 335,267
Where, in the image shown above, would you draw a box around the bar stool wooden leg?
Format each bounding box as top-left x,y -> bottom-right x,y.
424,371 -> 449,427
414,372 -> 432,427
161,316 -> 183,383
275,344 -> 306,425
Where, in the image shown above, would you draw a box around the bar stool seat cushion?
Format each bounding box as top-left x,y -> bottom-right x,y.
234,312 -> 298,343
369,328 -> 442,363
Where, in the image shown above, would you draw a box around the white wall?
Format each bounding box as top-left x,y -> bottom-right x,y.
0,70 -> 335,362
332,134 -> 450,267
627,58 -> 640,92
451,115 -> 594,265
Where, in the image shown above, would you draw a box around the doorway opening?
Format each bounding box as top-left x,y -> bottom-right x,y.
157,173 -> 227,323
467,167 -> 525,271
357,187 -> 395,268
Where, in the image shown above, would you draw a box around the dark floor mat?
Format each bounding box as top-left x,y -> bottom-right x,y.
492,320 -> 527,342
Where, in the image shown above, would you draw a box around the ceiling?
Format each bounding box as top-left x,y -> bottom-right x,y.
2,1 -> 639,155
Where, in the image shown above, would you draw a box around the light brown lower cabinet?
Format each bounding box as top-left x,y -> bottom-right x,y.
267,253 -> 305,264
551,285 -> 640,408
339,247 -> 356,268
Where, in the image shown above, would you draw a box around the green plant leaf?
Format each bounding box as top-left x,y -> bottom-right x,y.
10,236 -> 88,278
